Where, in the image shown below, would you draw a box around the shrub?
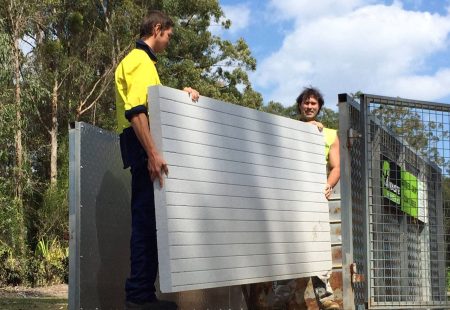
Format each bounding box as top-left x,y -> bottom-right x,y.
34,238 -> 68,286
37,183 -> 68,243
0,245 -> 25,286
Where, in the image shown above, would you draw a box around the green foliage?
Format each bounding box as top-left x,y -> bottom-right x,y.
0,245 -> 25,286
33,238 -> 68,286
318,107 -> 339,130
0,31 -> 14,175
371,104 -> 450,172
260,101 -> 297,120
36,183 -> 68,242
31,139 -> 69,243
0,237 -> 68,287
0,0 -> 266,288
447,267 -> 450,292
67,11 -> 84,34
0,31 -> 12,90
0,198 -> 25,255
260,101 -> 339,129
157,1 -> 263,110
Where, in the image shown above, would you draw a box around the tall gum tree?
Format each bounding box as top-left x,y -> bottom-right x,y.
159,0 -> 263,109
1,0 -> 33,256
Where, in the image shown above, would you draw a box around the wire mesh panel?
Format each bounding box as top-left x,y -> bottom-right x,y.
346,98 -> 368,307
361,94 -> 450,309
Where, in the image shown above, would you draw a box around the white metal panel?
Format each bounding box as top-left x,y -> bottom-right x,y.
161,125 -> 324,164
159,98 -> 320,141
163,140 -> 325,172
149,85 -> 332,293
159,108 -> 324,155
168,231 -> 331,245
169,241 -> 331,259
165,192 -> 328,211
170,252 -> 331,272
166,166 -> 322,191
171,261 -> 329,285
164,206 -> 329,222
167,219 -> 329,232
165,153 -> 324,182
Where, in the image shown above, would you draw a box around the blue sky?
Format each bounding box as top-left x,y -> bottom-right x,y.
214,0 -> 450,108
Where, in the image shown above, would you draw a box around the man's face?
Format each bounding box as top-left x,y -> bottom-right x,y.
153,26 -> 173,53
299,96 -> 320,121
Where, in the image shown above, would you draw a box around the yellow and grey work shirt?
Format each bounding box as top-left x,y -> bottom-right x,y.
323,127 -> 337,163
115,40 -> 161,133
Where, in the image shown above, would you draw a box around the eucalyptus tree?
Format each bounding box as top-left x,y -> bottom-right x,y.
157,0 -> 263,109
0,0 -> 38,256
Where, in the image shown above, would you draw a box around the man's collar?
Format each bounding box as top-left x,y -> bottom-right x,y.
136,40 -> 158,62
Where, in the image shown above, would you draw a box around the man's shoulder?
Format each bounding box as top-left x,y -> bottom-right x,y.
120,49 -> 151,66
323,127 -> 337,143
323,127 -> 337,134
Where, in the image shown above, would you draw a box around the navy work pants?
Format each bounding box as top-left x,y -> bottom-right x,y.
121,128 -> 158,303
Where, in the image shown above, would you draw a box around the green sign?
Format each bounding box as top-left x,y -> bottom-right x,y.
381,157 -> 419,218
401,170 -> 418,218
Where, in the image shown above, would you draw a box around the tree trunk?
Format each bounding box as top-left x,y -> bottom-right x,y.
12,24 -> 26,256
50,76 -> 58,186
13,37 -> 23,199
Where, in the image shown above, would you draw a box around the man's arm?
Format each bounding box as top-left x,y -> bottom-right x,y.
325,135 -> 340,199
130,112 -> 168,187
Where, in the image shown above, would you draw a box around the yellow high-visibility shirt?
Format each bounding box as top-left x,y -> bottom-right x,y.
115,42 -> 161,133
323,127 -> 337,163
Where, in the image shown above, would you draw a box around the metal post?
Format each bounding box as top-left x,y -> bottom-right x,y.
338,94 -> 356,310
360,94 -> 371,307
69,122 -> 81,310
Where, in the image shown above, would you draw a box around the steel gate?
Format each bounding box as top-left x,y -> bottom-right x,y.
340,94 -> 450,309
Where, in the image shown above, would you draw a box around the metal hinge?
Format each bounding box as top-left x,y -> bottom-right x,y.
347,128 -> 362,148
350,263 -> 365,284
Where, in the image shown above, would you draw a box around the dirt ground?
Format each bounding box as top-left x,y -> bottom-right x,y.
0,285 -> 68,310
0,284 -> 68,299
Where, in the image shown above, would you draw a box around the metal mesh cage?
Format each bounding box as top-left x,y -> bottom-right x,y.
362,95 -> 450,309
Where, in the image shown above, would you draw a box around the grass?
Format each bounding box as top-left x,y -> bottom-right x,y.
0,298 -> 68,310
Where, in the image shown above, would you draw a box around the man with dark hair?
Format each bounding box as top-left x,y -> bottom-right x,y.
296,87 -> 339,199
297,87 -> 340,310
115,10 -> 199,310
296,87 -> 325,116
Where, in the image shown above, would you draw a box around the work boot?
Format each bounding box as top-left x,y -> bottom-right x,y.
125,299 -> 178,310
318,297 -> 340,310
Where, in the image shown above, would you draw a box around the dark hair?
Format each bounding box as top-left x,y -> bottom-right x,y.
140,10 -> 174,39
296,86 -> 325,114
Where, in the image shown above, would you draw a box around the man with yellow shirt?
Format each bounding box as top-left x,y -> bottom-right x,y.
297,87 -> 340,310
115,10 -> 199,310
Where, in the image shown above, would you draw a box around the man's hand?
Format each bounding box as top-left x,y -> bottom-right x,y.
183,87 -> 200,102
324,183 -> 333,200
309,120 -> 324,132
148,151 -> 169,188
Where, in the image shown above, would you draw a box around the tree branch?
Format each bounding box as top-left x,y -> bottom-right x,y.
78,75 -> 113,116
184,15 -> 194,28
76,64 -> 114,116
